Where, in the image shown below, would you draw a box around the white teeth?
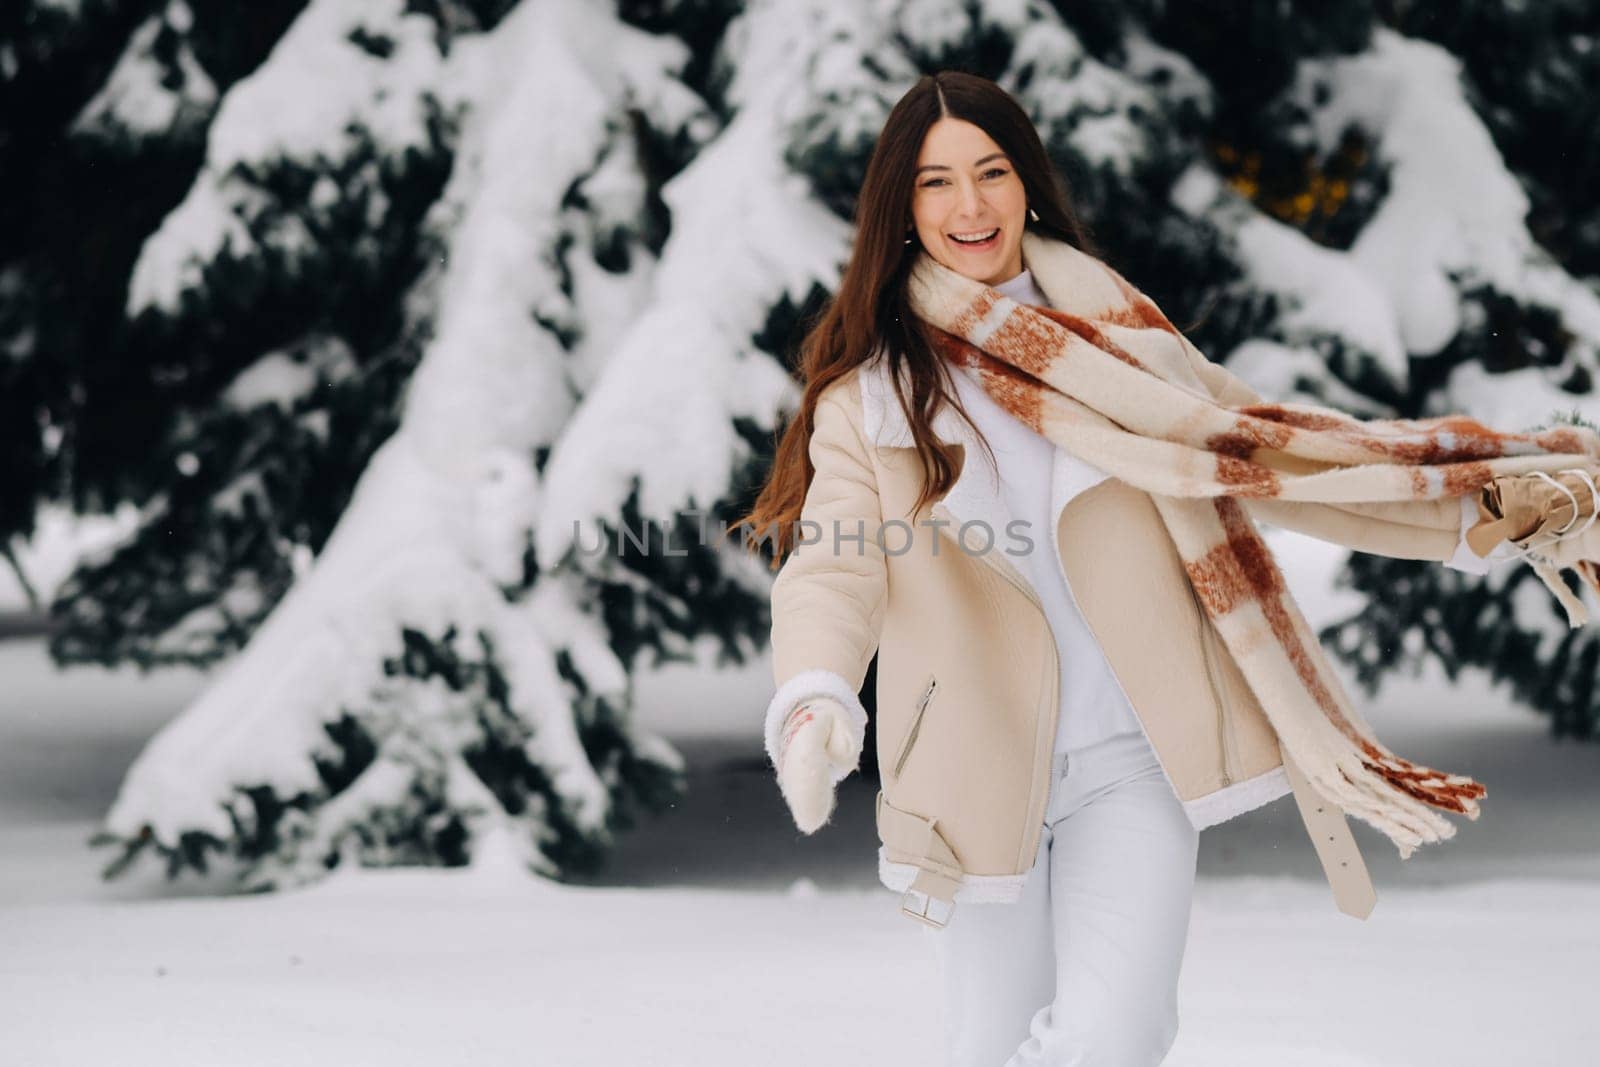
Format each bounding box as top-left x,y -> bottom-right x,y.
950,229 -> 999,244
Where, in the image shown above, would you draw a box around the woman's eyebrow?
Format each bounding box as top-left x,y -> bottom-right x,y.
915,152 -> 1009,175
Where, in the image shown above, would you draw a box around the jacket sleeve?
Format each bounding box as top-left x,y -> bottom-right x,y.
1175,332 -> 1510,570
762,375 -> 887,780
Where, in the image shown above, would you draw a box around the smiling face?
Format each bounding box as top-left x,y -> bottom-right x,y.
910,117 -> 1027,286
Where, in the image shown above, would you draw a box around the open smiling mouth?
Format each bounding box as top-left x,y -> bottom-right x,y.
948,228 -> 999,251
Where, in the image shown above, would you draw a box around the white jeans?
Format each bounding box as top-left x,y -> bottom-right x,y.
922,729 -> 1199,1067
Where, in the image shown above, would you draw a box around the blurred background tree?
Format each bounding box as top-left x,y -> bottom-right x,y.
2,0 -> 1595,888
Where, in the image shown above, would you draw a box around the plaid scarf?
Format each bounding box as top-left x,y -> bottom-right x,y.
906,232 -> 1600,859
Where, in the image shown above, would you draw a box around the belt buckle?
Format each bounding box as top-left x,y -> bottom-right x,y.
900,887 -> 953,929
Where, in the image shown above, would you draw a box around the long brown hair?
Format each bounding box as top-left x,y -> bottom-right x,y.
735,70 -> 1098,564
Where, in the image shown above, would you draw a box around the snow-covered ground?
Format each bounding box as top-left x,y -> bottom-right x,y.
2,534 -> 1598,1065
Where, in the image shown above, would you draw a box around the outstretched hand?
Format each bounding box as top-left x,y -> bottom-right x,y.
775,697 -> 860,834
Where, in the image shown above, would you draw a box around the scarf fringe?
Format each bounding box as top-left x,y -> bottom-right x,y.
1533,558 -> 1590,628
1215,513 -> 1487,859
1138,491 -> 1493,860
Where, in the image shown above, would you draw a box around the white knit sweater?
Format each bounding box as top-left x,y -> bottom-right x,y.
945,268 -> 1511,757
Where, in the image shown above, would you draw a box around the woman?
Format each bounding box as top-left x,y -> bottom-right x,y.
736,71 -> 1600,1066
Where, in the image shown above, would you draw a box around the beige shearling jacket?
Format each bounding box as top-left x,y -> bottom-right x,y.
764,341 -> 1506,929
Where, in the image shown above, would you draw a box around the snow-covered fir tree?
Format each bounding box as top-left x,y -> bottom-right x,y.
3,0 -> 1598,888
1311,0 -> 1600,738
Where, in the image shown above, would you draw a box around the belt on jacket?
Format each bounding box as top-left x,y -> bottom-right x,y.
1281,745 -> 1377,920
879,750 -> 1378,929
876,790 -> 962,929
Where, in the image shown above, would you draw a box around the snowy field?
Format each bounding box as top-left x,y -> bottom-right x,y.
3,535 -> 1598,1065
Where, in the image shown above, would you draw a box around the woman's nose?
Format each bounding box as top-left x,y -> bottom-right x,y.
956,180 -> 982,217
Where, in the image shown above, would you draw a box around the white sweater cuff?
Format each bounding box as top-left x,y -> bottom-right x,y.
1444,493 -> 1521,574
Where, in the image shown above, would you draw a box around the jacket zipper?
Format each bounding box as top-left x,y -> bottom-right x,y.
930,502 -> 1061,870
892,674 -> 940,777
1186,578 -> 1239,787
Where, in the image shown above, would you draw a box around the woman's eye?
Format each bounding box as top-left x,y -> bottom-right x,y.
983,168 -> 1009,179
920,178 -> 947,187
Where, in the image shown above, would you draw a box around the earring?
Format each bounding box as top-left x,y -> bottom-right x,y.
1028,207 -> 1040,223
904,228 -> 914,245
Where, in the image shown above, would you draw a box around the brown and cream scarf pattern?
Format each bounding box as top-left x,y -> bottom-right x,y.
906,231 -> 1600,859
